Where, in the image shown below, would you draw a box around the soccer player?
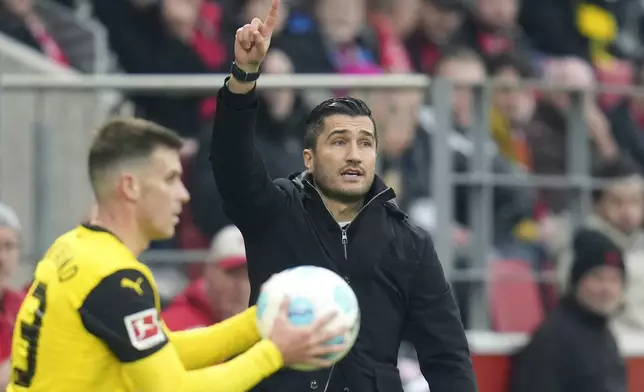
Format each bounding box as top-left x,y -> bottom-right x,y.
7,117 -> 345,392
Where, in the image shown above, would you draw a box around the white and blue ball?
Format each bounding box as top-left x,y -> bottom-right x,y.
255,266 -> 361,371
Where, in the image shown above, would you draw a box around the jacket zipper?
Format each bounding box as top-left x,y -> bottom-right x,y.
305,180 -> 390,392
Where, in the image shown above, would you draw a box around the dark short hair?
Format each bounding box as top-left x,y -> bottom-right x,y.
434,46 -> 485,75
592,156 -> 641,202
486,52 -> 534,78
303,97 -> 376,150
88,117 -> 183,197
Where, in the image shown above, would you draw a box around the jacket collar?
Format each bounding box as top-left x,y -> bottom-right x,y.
289,171 -> 396,205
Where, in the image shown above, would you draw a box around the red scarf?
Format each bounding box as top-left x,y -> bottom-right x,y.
191,1 -> 227,120
370,13 -> 412,72
28,20 -> 69,67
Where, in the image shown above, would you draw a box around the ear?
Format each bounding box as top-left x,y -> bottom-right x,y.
119,172 -> 141,202
303,149 -> 314,173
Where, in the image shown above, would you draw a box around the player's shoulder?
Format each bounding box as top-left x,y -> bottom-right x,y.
39,224 -> 154,300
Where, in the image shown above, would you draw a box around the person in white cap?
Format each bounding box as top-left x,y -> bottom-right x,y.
163,225 -> 250,331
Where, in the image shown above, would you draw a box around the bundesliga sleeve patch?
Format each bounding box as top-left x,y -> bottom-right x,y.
123,308 -> 167,351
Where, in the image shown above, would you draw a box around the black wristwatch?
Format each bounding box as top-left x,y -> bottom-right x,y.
230,61 -> 260,83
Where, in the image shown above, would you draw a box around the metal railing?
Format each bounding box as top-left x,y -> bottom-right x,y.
0,73 -> 631,326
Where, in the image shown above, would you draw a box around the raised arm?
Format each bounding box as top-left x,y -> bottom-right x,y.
209,0 -> 287,234
407,232 -> 479,392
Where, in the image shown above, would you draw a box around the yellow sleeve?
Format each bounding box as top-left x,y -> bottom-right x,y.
166,307 -> 261,370
122,339 -> 283,392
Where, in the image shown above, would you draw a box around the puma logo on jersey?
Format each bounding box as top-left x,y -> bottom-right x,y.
121,277 -> 144,295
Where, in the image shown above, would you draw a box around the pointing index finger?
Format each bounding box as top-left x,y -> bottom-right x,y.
261,0 -> 280,38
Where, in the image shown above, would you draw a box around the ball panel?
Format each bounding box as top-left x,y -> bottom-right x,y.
288,297 -> 315,326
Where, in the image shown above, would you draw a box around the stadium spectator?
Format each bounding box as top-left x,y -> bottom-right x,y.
367,0 -> 414,73
163,225 -> 250,331
190,49 -> 308,239
519,0 -> 621,64
604,62 -> 644,173
404,0 -> 466,74
417,47 -> 535,247
0,0 -> 69,66
387,0 -> 420,39
510,229 -> 627,392
554,157 -> 644,290
526,57 -> 618,213
458,0 -> 533,60
278,0 -> 381,75
93,0 -> 221,140
487,53 -> 536,169
0,202 -> 25,389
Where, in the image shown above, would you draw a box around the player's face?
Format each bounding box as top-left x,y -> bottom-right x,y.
136,147 -> 190,241
0,226 -> 19,290
303,114 -> 377,203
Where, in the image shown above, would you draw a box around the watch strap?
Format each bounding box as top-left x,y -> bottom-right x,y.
230,61 -> 260,83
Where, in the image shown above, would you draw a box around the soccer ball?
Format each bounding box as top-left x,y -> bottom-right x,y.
255,266 -> 361,371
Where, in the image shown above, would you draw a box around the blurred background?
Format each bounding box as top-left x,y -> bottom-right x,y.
3,0 -> 644,390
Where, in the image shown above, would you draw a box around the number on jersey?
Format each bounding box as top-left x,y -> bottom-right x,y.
12,282 -> 47,387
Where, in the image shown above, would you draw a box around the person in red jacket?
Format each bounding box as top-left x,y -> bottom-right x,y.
163,225 -> 250,330
0,202 -> 25,389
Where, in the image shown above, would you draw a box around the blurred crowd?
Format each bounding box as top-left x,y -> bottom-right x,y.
4,0 -> 644,390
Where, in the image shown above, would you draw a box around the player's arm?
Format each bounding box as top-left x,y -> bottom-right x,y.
406,233 -> 479,392
166,306 -> 262,370
79,269 -> 283,392
209,0 -> 286,234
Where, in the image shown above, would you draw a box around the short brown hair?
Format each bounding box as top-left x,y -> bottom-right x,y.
88,117 -> 182,197
434,46 -> 484,75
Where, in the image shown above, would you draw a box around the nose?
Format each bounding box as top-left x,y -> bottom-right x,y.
179,181 -> 191,203
346,141 -> 362,163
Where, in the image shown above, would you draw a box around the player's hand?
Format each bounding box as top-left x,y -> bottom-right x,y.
234,0 -> 279,73
269,297 -> 348,368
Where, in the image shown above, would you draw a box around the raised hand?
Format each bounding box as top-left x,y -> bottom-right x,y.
268,297 -> 348,369
234,0 -> 280,73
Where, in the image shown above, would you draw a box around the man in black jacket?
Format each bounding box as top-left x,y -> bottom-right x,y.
510,229 -> 627,392
208,1 -> 477,391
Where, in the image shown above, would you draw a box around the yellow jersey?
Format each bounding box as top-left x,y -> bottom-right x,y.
8,224 -> 283,392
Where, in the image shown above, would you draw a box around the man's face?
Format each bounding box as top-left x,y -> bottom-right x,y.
420,2 -> 463,44
596,177 -> 644,234
205,265 -> 250,320
316,0 -> 365,45
477,0 -> 517,29
545,59 -> 595,111
437,58 -> 486,128
576,265 -> 624,316
124,147 -> 190,241
303,114 -> 377,203
0,226 -> 19,291
491,66 -> 534,123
